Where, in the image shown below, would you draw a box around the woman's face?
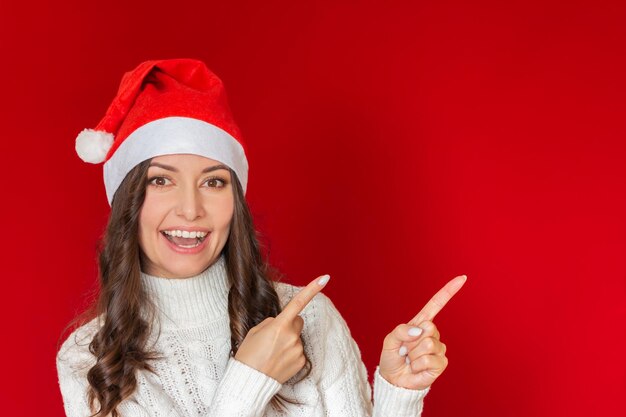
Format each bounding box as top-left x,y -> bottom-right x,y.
138,154 -> 235,278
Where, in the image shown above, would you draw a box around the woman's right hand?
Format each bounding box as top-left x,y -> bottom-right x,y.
234,274 -> 331,384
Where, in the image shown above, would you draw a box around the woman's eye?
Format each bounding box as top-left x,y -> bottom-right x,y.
148,176 -> 171,187
205,177 -> 226,188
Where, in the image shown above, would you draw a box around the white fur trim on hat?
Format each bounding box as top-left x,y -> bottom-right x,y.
103,116 -> 248,205
75,129 -> 114,163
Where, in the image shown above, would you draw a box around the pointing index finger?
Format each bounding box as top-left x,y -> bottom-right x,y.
278,274 -> 330,321
409,275 -> 467,326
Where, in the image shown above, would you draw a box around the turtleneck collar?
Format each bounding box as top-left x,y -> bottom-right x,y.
140,254 -> 230,329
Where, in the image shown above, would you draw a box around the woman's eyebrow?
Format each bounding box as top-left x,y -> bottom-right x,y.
149,162 -> 230,173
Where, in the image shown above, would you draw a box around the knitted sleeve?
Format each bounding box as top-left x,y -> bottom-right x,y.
205,357 -> 282,417
317,293 -> 430,417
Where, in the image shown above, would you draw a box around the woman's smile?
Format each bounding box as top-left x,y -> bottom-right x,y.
161,228 -> 209,247
160,228 -> 211,253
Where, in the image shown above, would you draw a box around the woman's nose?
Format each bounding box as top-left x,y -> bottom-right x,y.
175,185 -> 206,221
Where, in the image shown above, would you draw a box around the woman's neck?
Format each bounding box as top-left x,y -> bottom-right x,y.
140,254 -> 230,330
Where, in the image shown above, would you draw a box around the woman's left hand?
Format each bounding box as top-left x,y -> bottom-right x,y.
378,275 -> 467,391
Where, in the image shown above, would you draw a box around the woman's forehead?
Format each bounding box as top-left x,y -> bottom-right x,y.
151,154 -> 222,165
146,154 -> 232,177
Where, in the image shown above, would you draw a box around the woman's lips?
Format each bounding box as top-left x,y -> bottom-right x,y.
160,231 -> 210,254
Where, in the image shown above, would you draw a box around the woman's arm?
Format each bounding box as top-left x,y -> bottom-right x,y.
206,356 -> 282,417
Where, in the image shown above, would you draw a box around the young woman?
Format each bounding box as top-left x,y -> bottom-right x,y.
56,58 -> 466,417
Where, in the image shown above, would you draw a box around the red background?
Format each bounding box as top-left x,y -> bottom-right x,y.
1,0 -> 625,416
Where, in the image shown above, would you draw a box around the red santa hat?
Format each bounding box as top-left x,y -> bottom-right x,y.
75,58 -> 248,205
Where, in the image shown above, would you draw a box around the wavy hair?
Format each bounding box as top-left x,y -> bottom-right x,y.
63,158 -> 311,416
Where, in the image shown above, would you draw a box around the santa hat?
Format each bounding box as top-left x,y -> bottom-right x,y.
75,58 -> 248,205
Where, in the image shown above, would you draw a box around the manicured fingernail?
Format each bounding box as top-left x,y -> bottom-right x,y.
318,275 -> 330,286
408,327 -> 423,337
405,356 -> 411,365
399,346 -> 408,356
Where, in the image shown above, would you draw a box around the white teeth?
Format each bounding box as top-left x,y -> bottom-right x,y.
163,230 -> 207,238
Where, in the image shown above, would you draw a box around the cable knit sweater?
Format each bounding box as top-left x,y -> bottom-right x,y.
56,255 -> 430,416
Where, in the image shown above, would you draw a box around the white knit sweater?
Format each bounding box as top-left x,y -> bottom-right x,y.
56,255 -> 430,416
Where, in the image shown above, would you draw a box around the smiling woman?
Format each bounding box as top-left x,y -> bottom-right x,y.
56,59 -> 457,417
138,155 -> 235,278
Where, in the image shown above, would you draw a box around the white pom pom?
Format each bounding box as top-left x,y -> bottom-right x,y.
75,129 -> 114,163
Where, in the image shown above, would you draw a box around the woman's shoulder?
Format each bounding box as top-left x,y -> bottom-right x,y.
272,279 -> 358,383
56,316 -> 101,371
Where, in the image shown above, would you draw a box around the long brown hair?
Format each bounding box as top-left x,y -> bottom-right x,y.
64,157 -> 311,416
